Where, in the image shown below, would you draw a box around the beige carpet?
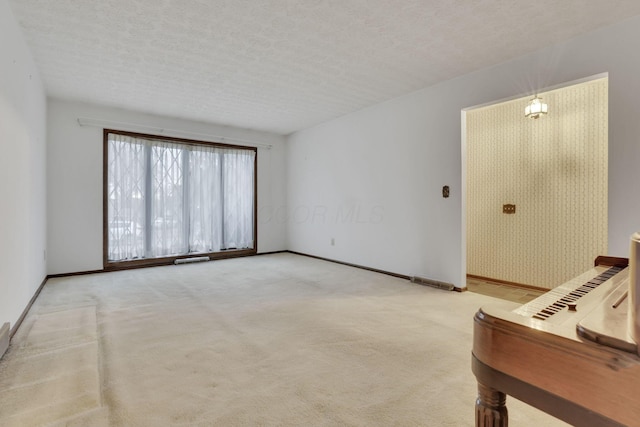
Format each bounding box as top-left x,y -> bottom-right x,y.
0,253 -> 568,426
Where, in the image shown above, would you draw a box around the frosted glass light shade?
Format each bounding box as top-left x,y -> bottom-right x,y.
525,96 -> 548,119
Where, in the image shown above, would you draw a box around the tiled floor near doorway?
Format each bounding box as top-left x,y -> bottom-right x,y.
467,277 -> 546,304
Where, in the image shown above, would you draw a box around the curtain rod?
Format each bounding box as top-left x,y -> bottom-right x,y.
77,117 -> 273,149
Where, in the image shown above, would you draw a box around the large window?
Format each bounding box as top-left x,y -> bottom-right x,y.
104,130 -> 257,268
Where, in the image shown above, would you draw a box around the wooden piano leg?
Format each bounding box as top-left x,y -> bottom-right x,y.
476,382 -> 508,427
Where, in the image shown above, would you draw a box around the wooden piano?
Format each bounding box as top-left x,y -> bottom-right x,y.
472,256 -> 640,427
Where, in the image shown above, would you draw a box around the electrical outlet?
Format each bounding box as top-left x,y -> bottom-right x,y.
331,238 -> 335,246
503,204 -> 516,214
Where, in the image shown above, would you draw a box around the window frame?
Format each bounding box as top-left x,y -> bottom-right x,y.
103,129 -> 258,270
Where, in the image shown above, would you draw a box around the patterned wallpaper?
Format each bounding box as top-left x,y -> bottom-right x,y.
466,78 -> 608,289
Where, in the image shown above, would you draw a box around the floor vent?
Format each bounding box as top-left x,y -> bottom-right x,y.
411,276 -> 455,291
174,256 -> 210,265
0,322 -> 9,360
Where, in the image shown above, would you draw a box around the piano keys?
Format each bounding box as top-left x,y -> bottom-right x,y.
472,256 -> 640,427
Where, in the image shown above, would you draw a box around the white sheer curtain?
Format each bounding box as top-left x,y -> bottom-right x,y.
189,146 -> 223,253
223,149 -> 255,249
150,141 -> 187,257
107,135 -> 146,261
107,133 -> 255,262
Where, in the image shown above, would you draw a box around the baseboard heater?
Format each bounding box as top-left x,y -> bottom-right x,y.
410,276 -> 455,291
174,256 -> 210,265
0,322 -> 9,360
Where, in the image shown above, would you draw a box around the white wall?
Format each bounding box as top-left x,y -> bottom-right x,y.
287,16 -> 640,288
0,0 -> 47,328
47,99 -> 287,275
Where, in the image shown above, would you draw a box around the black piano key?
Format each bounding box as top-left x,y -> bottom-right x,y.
531,266 -> 622,321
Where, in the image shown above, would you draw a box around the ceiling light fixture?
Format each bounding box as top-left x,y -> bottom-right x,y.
525,96 -> 548,119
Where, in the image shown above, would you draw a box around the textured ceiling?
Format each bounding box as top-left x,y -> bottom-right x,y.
9,0 -> 640,135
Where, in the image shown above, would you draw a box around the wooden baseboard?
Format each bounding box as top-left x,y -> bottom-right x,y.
256,250 -> 288,256
287,251 -> 469,290
47,269 -> 105,279
466,274 -> 548,292
287,251 -> 412,280
10,276 -> 48,339
51,251 -> 288,278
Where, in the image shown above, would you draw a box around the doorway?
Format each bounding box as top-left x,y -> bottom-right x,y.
463,76 -> 608,292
